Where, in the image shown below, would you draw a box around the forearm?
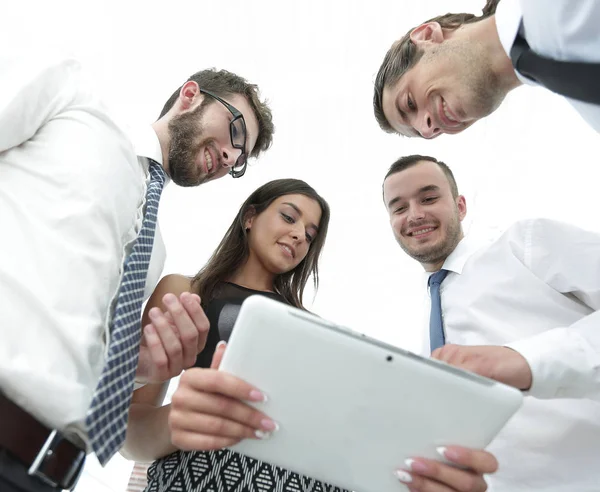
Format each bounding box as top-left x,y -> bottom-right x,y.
507,312 -> 600,400
120,403 -> 178,461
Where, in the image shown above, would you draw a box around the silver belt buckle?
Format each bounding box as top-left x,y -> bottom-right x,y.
28,429 -> 86,490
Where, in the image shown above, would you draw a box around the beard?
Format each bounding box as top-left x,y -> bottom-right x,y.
397,212 -> 463,266
426,40 -> 506,119
167,101 -> 218,187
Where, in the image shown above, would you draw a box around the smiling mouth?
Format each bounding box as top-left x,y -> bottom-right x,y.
278,243 -> 295,258
204,149 -> 214,172
408,226 -> 436,237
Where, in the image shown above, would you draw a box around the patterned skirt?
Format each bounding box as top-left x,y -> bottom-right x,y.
145,448 -> 349,492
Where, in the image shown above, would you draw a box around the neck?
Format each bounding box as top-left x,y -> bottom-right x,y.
422,260 -> 445,273
460,16 -> 522,94
151,120 -> 171,175
228,255 -> 276,293
420,229 -> 464,272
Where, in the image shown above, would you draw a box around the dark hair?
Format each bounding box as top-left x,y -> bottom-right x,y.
373,0 -> 500,132
159,68 -> 274,159
192,179 -> 330,309
384,154 -> 459,198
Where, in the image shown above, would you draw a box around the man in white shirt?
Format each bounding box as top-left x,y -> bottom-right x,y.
373,0 -> 600,137
382,154 -> 600,491
0,55 -> 274,491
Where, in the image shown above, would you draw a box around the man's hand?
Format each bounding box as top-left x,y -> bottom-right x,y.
168,342 -> 279,451
432,344 -> 532,390
395,446 -> 498,492
135,292 -> 210,384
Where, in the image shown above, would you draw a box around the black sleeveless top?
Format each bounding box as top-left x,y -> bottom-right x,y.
194,282 -> 287,368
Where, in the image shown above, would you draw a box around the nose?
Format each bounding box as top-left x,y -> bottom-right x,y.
414,109 -> 440,139
220,145 -> 240,168
407,202 -> 426,222
290,224 -> 304,243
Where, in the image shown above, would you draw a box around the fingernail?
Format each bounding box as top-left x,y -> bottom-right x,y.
144,325 -> 155,335
255,430 -> 272,439
216,341 -> 227,350
393,470 -> 412,483
260,419 -> 279,431
163,294 -> 176,305
405,459 -> 427,473
437,446 -> 459,461
249,390 -> 267,402
148,308 -> 160,319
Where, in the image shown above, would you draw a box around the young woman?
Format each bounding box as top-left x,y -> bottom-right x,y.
123,179 -> 346,492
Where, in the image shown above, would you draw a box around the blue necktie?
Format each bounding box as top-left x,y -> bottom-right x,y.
429,269 -> 449,354
86,159 -> 166,465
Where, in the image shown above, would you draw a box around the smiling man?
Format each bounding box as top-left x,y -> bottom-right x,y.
382,154 -> 600,491
0,55 -> 274,492
373,0 -> 600,138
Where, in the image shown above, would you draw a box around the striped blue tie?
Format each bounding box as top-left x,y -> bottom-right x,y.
86,159 -> 166,465
429,269 -> 449,354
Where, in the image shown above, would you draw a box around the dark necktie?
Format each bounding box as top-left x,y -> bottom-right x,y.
86,159 -> 166,465
429,269 -> 449,354
510,24 -> 600,105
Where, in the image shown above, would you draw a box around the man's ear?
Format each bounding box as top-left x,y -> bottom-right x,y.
410,22 -> 444,47
457,195 -> 467,221
177,81 -> 202,111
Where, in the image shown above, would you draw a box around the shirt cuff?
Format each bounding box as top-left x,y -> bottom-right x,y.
506,327 -> 596,399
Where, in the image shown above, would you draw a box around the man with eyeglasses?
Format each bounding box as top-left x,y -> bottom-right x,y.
0,54 -> 274,491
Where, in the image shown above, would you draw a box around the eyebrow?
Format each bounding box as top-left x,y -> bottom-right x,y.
282,202 -> 319,232
386,185 -> 441,209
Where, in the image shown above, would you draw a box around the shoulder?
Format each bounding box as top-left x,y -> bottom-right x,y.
146,274 -> 193,309
154,274 -> 193,297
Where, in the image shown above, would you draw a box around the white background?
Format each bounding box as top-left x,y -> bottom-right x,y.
3,0 -> 599,490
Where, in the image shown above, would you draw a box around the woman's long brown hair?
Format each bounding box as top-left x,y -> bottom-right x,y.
191,178 -> 330,309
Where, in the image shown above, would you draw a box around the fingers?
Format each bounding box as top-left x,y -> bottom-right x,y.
161,293 -> 209,368
438,446 -> 498,474
147,308 -> 183,378
141,324 -> 170,380
173,379 -> 275,432
431,344 -> 462,363
169,367 -> 276,451
169,431 -> 241,452
395,447 -> 496,492
179,292 -> 211,353
180,367 -> 267,403
210,341 -> 227,370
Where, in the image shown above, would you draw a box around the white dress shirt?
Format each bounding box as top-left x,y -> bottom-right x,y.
422,218 -> 600,491
495,0 -> 600,133
0,55 -> 165,447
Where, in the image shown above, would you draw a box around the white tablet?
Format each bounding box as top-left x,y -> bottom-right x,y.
219,295 -> 522,492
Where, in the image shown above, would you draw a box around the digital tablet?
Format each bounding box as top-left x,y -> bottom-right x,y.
219,295 -> 522,492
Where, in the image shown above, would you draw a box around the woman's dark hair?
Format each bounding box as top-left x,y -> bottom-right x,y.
192,179 -> 330,309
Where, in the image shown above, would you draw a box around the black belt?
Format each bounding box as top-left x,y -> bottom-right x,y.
0,393 -> 86,490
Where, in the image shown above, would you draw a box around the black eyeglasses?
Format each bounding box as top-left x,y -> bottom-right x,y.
200,89 -> 248,178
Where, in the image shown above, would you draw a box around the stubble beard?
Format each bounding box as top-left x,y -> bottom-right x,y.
167,101 -> 213,187
428,40 -> 506,119
398,214 -> 463,266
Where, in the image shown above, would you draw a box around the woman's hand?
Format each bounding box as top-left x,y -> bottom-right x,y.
169,342 -> 279,451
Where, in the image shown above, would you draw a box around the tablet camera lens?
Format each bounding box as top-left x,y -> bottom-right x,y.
386,355 -> 393,362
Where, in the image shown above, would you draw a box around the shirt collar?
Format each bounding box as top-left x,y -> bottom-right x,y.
493,0 -> 534,85
495,0 -> 523,56
422,234 -> 485,285
132,126 -> 164,165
